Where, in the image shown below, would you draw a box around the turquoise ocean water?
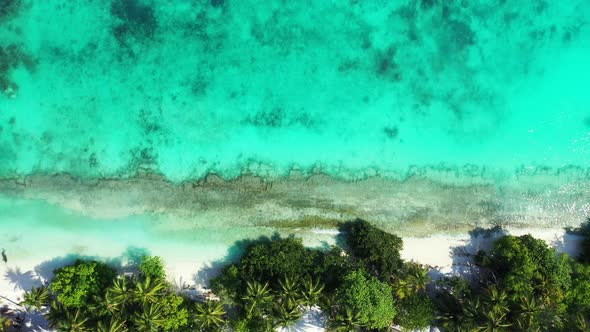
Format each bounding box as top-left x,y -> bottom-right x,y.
1,0 -> 590,294
1,0 -> 589,182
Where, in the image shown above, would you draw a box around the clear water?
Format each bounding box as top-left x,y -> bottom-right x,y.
1,0 -> 589,182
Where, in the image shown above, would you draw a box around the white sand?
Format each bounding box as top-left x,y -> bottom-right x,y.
1,226 -> 583,331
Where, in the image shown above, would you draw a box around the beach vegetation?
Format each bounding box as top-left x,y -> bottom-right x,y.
21,285 -> 51,311
210,220 -> 410,331
138,256 -> 166,281
344,218 -> 404,282
39,257 -> 196,332
31,219 -> 590,331
50,260 -> 117,309
0,316 -> 11,332
434,232 -> 590,332
193,300 -> 226,331
336,270 -> 396,329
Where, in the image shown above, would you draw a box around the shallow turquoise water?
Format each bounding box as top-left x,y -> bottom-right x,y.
1,0 -> 589,182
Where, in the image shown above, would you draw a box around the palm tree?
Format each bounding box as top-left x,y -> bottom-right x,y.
260,318 -> 280,332
438,312 -> 473,332
392,277 -> 412,300
301,277 -> 324,309
393,262 -> 430,299
132,277 -> 165,305
55,309 -> 90,332
242,280 -> 273,317
483,286 -> 508,312
21,285 -> 51,311
462,298 -> 483,324
107,277 -> 134,312
274,303 -> 303,331
319,292 -> 338,318
194,300 -> 226,330
277,276 -> 301,308
329,308 -> 364,332
406,262 -> 430,293
0,316 -> 11,332
97,317 -> 127,332
576,312 -> 590,332
91,293 -> 122,318
514,317 -> 541,332
131,303 -> 163,332
46,300 -> 67,328
474,306 -> 512,332
515,294 -> 542,330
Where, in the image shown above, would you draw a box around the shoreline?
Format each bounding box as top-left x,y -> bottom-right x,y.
1,172 -> 588,329
1,171 -> 589,236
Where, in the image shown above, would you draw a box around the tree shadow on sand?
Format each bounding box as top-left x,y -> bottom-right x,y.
4,266 -> 42,292
561,217 -> 590,255
430,226 -> 506,282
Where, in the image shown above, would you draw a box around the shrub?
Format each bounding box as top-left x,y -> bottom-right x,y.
345,219 -> 403,281
159,293 -> 189,331
484,234 -> 572,300
50,260 -> 116,308
138,256 -> 166,280
395,293 -> 434,330
238,236 -> 319,283
210,263 -> 241,301
336,270 -> 396,329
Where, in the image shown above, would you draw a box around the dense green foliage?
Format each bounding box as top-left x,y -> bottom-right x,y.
345,219 -> 404,282
50,260 -> 116,308
395,293 -> 435,330
138,256 -> 166,281
26,256 -> 216,331
336,270 -> 396,329
436,233 -> 590,332
23,218 -> 590,331
210,219 -> 432,331
238,235 -> 320,283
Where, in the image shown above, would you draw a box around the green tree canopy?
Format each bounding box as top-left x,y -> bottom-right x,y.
138,256 -> 166,281
158,293 -> 189,331
484,234 -> 572,300
566,263 -> 590,320
395,293 -> 435,330
238,236 -> 319,283
336,270 -> 396,329
50,260 -> 116,309
345,219 -> 403,281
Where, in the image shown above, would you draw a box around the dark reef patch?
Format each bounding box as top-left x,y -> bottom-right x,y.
246,107 -> 286,128
383,126 -> 399,139
0,44 -> 36,98
210,0 -> 224,8
444,19 -> 476,53
0,0 -> 22,21
138,108 -> 162,135
244,107 -> 317,129
129,147 -> 157,169
111,0 -> 157,45
375,46 -> 402,81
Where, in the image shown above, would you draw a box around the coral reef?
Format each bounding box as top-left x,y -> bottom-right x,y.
111,0 -> 157,46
